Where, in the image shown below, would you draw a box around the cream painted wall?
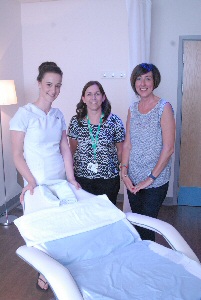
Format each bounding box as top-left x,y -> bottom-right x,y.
21,0 -> 130,194
0,0 -> 24,207
150,0 -> 201,200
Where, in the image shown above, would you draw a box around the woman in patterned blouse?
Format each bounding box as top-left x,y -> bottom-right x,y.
68,81 -> 125,205
121,63 -> 175,241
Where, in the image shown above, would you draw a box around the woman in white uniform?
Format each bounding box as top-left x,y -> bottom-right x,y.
10,61 -> 80,291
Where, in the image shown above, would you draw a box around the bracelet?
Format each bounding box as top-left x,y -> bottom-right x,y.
148,172 -> 157,181
121,174 -> 128,180
120,164 -> 128,169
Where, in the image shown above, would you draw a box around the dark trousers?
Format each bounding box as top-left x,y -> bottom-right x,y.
75,176 -> 120,205
127,182 -> 169,241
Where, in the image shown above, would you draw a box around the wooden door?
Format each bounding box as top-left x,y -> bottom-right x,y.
178,40 -> 201,205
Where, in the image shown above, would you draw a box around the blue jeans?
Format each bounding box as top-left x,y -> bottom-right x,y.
127,182 -> 169,241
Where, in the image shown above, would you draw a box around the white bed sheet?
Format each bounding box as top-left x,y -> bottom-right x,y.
41,220 -> 201,300
68,241 -> 201,300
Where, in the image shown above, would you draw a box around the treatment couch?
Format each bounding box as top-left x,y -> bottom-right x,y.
15,182 -> 201,300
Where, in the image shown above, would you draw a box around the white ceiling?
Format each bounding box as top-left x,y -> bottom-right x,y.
18,0 -> 59,3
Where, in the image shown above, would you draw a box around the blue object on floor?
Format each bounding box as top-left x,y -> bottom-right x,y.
178,187 -> 201,206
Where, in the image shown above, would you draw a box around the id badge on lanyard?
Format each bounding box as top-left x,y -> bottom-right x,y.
87,162 -> 98,173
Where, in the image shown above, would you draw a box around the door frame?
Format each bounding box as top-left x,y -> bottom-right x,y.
173,35 -> 201,205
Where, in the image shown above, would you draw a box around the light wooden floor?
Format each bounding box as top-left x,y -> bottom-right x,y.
0,203 -> 200,300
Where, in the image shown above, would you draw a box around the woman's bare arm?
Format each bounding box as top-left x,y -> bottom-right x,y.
68,137 -> 78,156
121,109 -> 135,192
60,131 -> 80,189
10,130 -> 37,202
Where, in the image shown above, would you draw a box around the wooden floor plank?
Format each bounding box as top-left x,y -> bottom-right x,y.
0,207 -> 54,300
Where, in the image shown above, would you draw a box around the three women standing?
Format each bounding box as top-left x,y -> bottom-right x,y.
11,60 -> 174,245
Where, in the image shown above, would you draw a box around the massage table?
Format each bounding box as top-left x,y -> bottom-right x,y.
15,181 -> 201,300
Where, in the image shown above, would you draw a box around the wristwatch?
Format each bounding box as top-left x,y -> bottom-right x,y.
148,172 -> 157,181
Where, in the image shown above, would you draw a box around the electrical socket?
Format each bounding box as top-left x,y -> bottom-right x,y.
101,71 -> 126,79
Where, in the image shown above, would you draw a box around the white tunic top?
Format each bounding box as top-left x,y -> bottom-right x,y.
10,103 -> 67,185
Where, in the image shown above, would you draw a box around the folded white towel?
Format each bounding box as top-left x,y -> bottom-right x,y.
15,195 -> 125,247
24,180 -> 77,214
43,180 -> 78,205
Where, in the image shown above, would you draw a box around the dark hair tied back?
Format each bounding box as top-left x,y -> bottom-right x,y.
37,61 -> 63,82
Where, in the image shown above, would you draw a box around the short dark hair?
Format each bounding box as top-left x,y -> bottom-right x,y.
37,61 -> 63,82
76,81 -> 111,122
130,63 -> 161,96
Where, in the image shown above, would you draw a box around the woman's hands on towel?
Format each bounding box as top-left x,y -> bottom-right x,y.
20,180 -> 37,203
68,178 -> 81,190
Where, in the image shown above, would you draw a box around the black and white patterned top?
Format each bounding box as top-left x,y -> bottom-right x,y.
68,114 -> 125,179
128,99 -> 174,188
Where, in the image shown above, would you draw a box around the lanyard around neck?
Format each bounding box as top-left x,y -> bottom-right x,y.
86,112 -> 104,161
